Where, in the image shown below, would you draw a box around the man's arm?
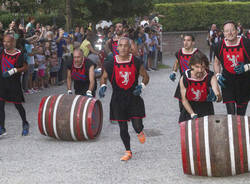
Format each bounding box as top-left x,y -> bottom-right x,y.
67,69 -> 72,90
172,59 -> 179,72
213,56 -> 221,74
88,65 -> 95,91
180,76 -> 195,115
210,75 -> 222,102
139,65 -> 149,85
100,69 -> 108,86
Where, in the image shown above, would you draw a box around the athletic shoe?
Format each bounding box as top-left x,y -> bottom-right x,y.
0,126 -> 7,137
137,131 -> 146,144
22,123 -> 29,136
120,151 -> 132,161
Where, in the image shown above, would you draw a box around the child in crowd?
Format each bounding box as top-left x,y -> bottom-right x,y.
44,41 -> 51,88
35,45 -> 46,90
49,52 -> 59,86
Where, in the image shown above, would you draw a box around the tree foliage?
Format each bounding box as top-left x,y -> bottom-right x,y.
0,0 -> 153,29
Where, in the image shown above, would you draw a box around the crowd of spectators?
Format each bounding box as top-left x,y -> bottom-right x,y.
0,15 -> 163,96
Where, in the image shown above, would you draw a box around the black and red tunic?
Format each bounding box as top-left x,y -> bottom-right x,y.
175,48 -> 198,75
104,54 -> 145,121
0,49 -> 25,103
110,38 -> 119,56
174,48 -> 199,101
179,69 -> 214,122
214,36 -> 250,103
67,58 -> 96,96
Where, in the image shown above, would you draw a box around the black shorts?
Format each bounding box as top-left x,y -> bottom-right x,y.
179,101 -> 214,122
110,92 -> 145,121
222,72 -> 250,104
0,78 -> 24,103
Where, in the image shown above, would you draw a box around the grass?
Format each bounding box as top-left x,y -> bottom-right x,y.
157,64 -> 171,69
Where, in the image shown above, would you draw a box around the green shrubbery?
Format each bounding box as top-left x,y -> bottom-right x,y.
154,2 -> 250,31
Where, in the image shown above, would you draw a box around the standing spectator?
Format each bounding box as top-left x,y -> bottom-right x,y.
56,28 -> 67,85
147,31 -> 156,70
26,17 -> 35,37
49,52 -> 59,86
152,29 -> 160,70
5,20 -> 17,34
142,34 -> 149,70
208,24 -> 218,62
237,22 -> 244,36
35,45 -> 46,90
23,37 -> 37,94
36,22 -> 42,32
74,26 -> 82,43
80,26 -> 85,41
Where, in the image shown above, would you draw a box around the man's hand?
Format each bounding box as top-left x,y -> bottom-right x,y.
86,90 -> 93,97
216,73 -> 226,88
67,90 -> 73,94
234,63 -> 250,74
169,72 -> 176,82
99,84 -> 107,98
133,83 -> 146,96
191,113 -> 198,119
2,68 -> 17,78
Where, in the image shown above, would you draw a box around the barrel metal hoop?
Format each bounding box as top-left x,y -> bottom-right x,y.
70,95 -> 81,141
228,115 -> 236,176
42,96 -> 51,136
38,96 -> 47,135
82,98 -> 92,140
204,116 -> 212,176
53,94 -> 64,140
87,98 -> 97,139
188,119 -> 195,175
244,116 -> 250,172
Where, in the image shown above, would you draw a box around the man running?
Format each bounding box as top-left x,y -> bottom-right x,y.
214,21 -> 250,115
0,34 -> 30,136
66,48 -> 96,97
99,37 -> 149,161
169,34 -> 199,112
179,51 -> 222,122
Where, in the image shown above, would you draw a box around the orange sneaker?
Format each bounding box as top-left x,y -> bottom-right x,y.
120,151 -> 132,161
137,131 -> 146,144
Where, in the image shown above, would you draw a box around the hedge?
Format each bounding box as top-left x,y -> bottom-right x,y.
154,2 -> 250,31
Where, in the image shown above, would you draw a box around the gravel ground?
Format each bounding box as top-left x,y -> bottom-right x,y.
0,54 -> 250,184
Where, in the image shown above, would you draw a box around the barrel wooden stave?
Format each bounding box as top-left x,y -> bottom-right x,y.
180,115 -> 250,177
38,94 -> 103,141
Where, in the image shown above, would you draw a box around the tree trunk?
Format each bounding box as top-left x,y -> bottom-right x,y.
65,0 -> 72,32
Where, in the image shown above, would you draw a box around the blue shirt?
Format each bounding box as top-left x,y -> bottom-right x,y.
56,38 -> 67,58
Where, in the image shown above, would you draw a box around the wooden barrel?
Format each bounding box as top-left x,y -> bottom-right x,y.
38,94 -> 103,141
179,115 -> 250,177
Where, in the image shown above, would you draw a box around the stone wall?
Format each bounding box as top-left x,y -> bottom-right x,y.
162,31 -> 210,57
